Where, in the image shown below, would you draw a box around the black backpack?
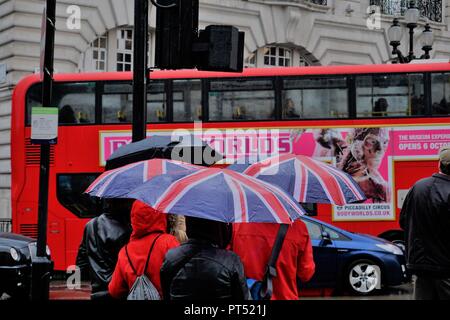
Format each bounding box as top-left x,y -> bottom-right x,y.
125,233 -> 163,300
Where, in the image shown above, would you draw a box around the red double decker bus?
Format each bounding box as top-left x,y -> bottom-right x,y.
11,62 -> 450,270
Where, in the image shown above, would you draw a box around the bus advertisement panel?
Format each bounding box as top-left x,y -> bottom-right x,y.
100,124 -> 449,222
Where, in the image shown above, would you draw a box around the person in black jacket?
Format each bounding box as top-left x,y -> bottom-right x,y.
76,198 -> 132,300
400,146 -> 450,300
160,216 -> 248,300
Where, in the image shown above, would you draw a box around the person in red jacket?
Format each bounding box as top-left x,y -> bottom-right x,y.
108,200 -> 180,299
231,220 -> 315,300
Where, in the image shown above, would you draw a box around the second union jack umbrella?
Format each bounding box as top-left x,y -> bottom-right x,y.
228,153 -> 366,206
85,158 -> 201,198
125,168 -> 306,224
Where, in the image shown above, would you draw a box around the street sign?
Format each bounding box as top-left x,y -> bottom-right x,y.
31,107 -> 58,144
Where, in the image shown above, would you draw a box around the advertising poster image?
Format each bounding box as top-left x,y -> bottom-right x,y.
100,125 -> 450,222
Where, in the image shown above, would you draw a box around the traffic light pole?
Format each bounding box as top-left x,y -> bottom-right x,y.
132,0 -> 149,142
32,0 -> 55,300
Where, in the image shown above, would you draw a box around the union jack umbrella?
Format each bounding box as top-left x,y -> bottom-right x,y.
228,154 -> 366,206
125,168 -> 306,224
85,159 -> 202,198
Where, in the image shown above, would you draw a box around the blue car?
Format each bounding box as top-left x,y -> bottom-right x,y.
299,216 -> 410,295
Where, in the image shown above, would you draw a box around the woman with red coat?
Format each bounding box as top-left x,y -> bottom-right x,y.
231,220 -> 315,300
108,200 -> 180,299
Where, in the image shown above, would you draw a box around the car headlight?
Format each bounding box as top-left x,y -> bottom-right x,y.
376,243 -> 404,255
46,245 -> 51,257
10,247 -> 21,262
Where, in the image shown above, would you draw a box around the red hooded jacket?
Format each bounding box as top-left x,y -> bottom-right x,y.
108,201 -> 180,299
231,220 -> 315,300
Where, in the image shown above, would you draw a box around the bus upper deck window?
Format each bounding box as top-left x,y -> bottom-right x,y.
282,77 -> 348,119
173,80 -> 202,122
356,73 -> 424,117
208,78 -> 275,121
102,82 -> 133,123
431,73 -> 450,115
147,81 -> 167,123
26,82 -> 96,125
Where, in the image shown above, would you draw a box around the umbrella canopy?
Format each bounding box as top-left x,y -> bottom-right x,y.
85,158 -> 201,198
105,134 -> 222,170
228,154 -> 366,206
125,168 -> 306,224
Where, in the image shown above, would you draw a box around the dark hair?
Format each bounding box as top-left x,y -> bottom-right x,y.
373,98 -> 388,117
59,105 -> 77,123
440,161 -> 450,175
185,216 -> 232,249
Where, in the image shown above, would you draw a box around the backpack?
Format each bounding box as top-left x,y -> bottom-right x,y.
125,233 -> 163,300
246,224 -> 288,300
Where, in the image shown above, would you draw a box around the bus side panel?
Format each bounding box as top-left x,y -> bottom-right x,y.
394,160 -> 438,217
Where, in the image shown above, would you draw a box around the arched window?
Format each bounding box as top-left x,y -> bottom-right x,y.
90,35 -> 108,71
263,46 -> 292,67
81,27 -> 152,72
299,54 -> 311,67
116,29 -> 133,71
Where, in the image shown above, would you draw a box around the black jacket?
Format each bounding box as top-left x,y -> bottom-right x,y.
400,173 -> 450,278
160,239 -> 249,300
76,213 -> 131,295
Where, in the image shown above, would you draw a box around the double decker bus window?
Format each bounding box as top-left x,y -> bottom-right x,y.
27,82 -> 96,125
356,73 -> 424,117
102,82 -> 133,123
57,174 -> 101,218
282,77 -> 348,119
173,80 -> 202,122
147,81 -> 167,122
431,73 -> 450,115
208,78 -> 275,121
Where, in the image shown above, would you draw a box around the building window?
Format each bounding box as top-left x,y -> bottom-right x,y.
263,47 -> 292,67
91,36 -> 108,71
117,29 -> 133,71
299,55 -> 310,67
245,53 -> 257,68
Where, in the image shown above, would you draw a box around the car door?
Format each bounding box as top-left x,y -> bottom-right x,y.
301,219 -> 338,288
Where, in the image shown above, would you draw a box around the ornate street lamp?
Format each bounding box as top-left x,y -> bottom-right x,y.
421,23 -> 435,59
388,18 -> 406,63
388,1 -> 434,63
404,0 -> 420,60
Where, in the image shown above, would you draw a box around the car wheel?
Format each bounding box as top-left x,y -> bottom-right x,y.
346,259 -> 381,296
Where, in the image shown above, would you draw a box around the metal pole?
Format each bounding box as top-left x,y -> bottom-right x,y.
132,0 -> 149,142
32,0 -> 55,300
408,26 -> 415,61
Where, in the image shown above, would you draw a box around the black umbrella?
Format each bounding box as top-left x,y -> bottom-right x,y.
105,134 -> 222,170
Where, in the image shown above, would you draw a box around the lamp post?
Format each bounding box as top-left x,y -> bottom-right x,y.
388,1 -> 434,63
421,23 -> 434,59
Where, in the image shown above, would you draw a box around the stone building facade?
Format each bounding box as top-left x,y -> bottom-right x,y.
1,0 -> 450,224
